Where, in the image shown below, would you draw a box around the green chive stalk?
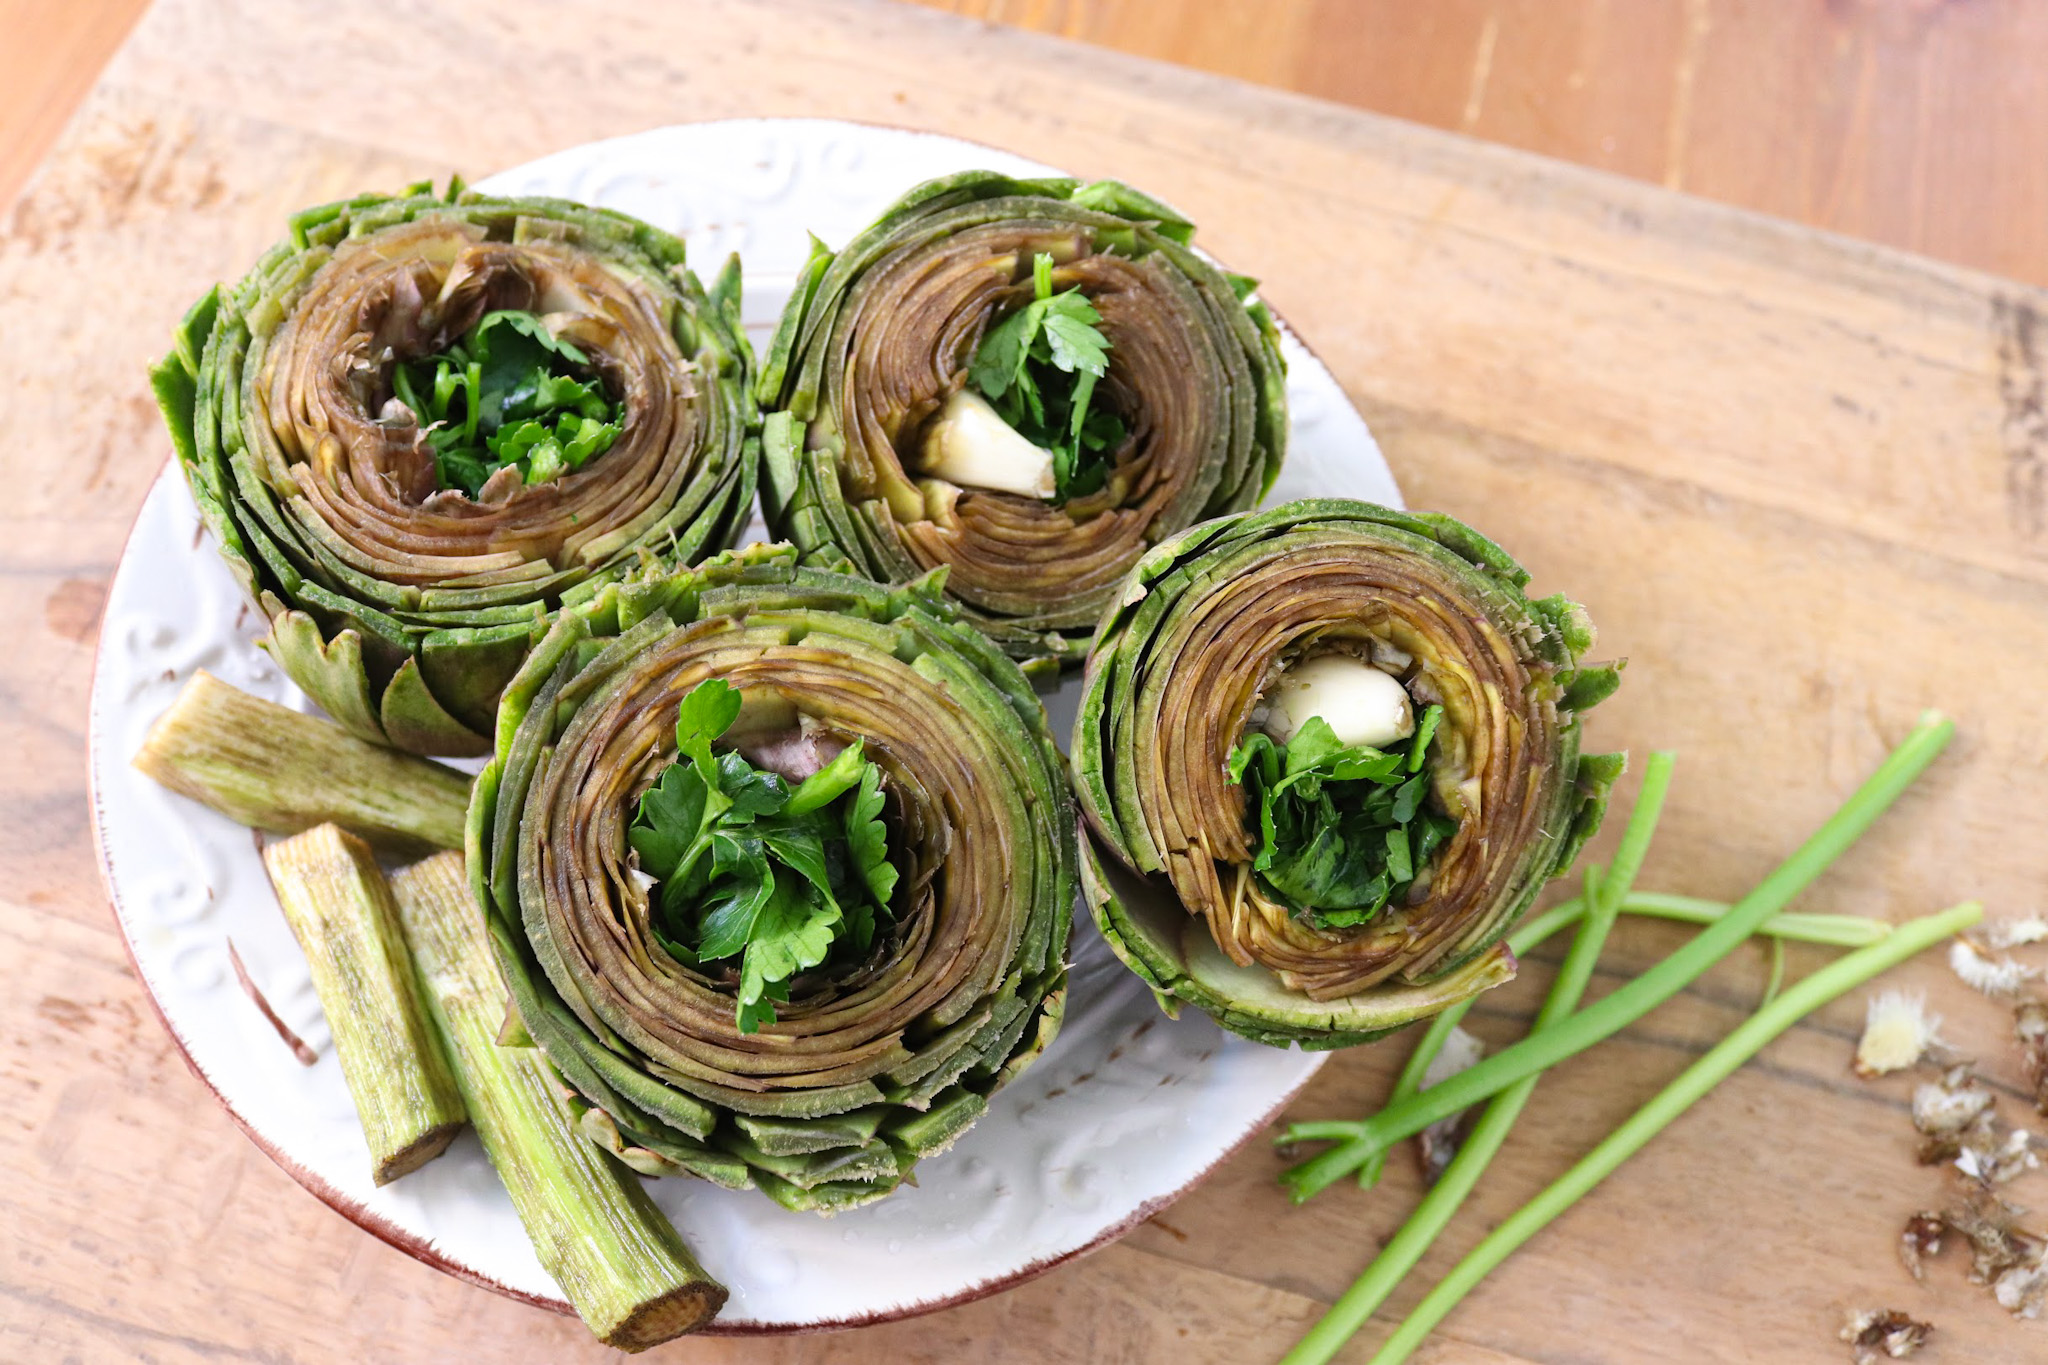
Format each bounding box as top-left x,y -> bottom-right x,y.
1621,893 -> 1888,948
260,825 -> 466,1184
1351,899 -> 1982,1365
390,853 -> 727,1348
1349,889 -> 1890,1190
1276,756 -> 1673,1363
135,670 -> 471,854
1278,711 -> 1952,1199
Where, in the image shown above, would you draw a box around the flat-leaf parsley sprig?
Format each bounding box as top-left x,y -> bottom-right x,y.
969,252 -> 1126,500
629,679 -> 899,1033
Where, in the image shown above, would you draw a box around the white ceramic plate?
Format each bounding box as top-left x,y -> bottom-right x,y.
89,119 -> 1400,1333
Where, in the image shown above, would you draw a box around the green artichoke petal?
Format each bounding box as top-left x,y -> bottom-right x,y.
756,170 -> 1286,666
380,656 -> 490,758
258,606 -> 387,747
470,548 -> 1073,1206
1073,498 -> 1622,1048
160,185 -> 761,757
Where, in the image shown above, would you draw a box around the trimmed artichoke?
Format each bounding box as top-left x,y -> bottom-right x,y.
1072,499 -> 1622,1050
757,171 -> 1286,672
469,544 -> 1075,1211
151,183 -> 758,756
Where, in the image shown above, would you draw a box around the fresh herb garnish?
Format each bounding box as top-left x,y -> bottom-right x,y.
390,309 -> 623,497
968,252 -> 1126,501
627,679 -> 899,1033
1226,704 -> 1454,929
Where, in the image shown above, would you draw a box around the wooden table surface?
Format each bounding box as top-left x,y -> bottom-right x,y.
7,1 -> 2047,1361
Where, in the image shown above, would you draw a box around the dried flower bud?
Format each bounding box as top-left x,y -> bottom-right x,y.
1899,1212 -> 1945,1281
1986,916 -> 2048,949
1950,938 -> 2039,998
1957,1128 -> 2041,1188
2016,999 -> 2048,1117
1913,1066 -> 1994,1139
1995,1258 -> 2048,1319
1855,991 -> 1943,1077
1839,1308 -> 1931,1362
1943,1193 -> 2042,1287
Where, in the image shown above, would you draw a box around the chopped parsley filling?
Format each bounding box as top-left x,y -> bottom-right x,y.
967,252 -> 1126,501
1227,703 -> 1455,930
628,680 -> 899,1033
390,308 -> 623,496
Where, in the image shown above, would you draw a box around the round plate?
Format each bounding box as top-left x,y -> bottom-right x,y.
89,118 -> 1400,1334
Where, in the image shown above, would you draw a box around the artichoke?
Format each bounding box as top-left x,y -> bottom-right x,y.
1072,499 -> 1622,1050
756,171 -> 1286,672
469,544 -> 1075,1211
150,182 -> 758,756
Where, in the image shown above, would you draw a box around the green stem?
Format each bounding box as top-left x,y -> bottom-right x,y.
1277,711 -> 1950,1200
1282,895 -> 1890,1152
134,669 -> 472,854
1360,900 -> 1980,1365
1281,755 -> 1672,1362
261,825 -> 466,1185
1761,935 -> 1787,1005
1620,893 -> 1888,948
1354,1006 -> 1463,1190
391,852 -> 727,1347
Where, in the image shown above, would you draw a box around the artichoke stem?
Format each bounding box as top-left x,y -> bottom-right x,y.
133,670 -> 471,854
260,825 -> 466,1185
390,852 -> 727,1347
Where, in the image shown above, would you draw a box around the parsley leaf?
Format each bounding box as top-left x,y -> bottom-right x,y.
627,763 -> 709,880
968,252 -> 1126,502
628,680 -> 901,1032
845,762 -> 899,908
391,308 -> 624,497
1226,702 -> 1455,930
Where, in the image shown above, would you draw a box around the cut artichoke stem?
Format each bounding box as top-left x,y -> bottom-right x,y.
918,389 -> 1057,499
1262,654 -> 1416,750
390,853 -> 727,1348
133,670 -> 472,855
260,825 -> 466,1185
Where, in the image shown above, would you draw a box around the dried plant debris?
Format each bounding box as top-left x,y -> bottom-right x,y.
1996,1257 -> 2048,1319
1909,1065 -> 2042,1187
2017,999 -> 2048,1116
1899,1211 -> 1945,1282
1986,916 -> 2048,950
1904,1195 -> 2048,1320
1958,1127 -> 2041,1187
226,938 -> 318,1067
1912,1065 -> 1995,1156
1415,1025 -> 1486,1185
1855,990 -> 1944,1077
1839,1308 -> 1932,1362
1941,1193 -> 2048,1319
1949,937 -> 2039,999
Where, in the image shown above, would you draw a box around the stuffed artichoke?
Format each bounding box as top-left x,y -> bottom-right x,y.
757,171 -> 1286,672
1072,499 -> 1622,1050
469,545 -> 1074,1211
151,182 -> 758,756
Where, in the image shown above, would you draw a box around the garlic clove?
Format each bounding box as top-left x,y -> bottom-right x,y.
919,390 -> 1056,499
1262,654 -> 1415,749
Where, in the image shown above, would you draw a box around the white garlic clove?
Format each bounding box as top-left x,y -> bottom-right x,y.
919,389 -> 1056,499
1262,654 -> 1415,749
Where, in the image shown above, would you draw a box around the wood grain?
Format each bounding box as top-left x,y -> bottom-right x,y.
6,0 -> 2047,1360
907,0 -> 2048,291
0,0 -> 151,207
